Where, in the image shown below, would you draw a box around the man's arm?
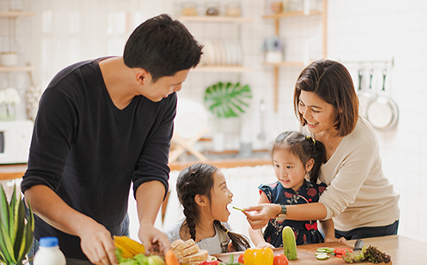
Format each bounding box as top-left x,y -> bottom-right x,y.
135,180 -> 171,253
25,185 -> 117,265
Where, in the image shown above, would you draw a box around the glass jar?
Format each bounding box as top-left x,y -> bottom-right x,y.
181,2 -> 198,16
206,2 -> 220,16
225,2 -> 241,17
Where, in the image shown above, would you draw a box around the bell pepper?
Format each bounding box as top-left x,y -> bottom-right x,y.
243,248 -> 274,265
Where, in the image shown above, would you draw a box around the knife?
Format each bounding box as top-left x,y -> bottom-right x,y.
353,239 -> 364,253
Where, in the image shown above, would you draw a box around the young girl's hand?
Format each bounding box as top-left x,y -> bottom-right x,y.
256,242 -> 275,249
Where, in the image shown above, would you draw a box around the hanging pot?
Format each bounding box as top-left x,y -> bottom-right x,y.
366,69 -> 399,130
357,69 -> 376,119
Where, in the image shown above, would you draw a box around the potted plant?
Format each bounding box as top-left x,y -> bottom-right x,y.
204,81 -> 252,152
0,184 -> 34,265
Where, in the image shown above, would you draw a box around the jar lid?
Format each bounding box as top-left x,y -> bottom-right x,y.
39,237 -> 59,247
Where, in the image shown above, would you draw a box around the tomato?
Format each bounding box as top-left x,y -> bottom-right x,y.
238,253 -> 244,264
273,254 -> 289,265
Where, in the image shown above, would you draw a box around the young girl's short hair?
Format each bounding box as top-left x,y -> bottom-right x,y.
176,163 -> 250,252
293,59 -> 359,136
271,131 -> 326,183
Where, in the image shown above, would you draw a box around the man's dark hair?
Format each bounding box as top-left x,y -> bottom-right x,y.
123,14 -> 203,82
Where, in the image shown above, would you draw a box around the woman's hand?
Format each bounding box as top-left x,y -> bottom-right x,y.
243,203 -> 281,230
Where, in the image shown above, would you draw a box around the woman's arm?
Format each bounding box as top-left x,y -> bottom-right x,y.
244,203 -> 327,230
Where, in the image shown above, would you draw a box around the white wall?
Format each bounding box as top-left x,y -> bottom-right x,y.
4,0 -> 426,243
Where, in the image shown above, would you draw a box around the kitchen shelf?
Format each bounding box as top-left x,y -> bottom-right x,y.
0,65 -> 34,72
0,11 -> 34,18
263,0 -> 328,111
193,65 -> 252,73
178,16 -> 253,23
263,61 -> 305,67
262,10 -> 322,19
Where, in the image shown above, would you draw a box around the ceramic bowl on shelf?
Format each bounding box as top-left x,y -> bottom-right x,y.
0,52 -> 18,66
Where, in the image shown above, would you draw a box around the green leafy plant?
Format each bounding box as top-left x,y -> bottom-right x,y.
0,184 -> 34,265
204,82 -> 252,118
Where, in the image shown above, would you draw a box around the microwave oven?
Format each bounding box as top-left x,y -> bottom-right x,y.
0,120 -> 33,164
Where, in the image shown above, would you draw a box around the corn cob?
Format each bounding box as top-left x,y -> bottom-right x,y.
114,236 -> 145,258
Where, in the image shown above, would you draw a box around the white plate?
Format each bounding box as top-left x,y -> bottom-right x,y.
203,40 -> 215,66
174,97 -> 208,140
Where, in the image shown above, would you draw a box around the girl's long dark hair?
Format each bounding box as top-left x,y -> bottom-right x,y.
176,163 -> 250,252
271,131 -> 326,183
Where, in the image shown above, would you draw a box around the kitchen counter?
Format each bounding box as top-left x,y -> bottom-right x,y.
213,235 -> 427,265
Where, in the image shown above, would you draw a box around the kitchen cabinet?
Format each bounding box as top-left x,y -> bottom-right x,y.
0,11 -> 34,73
178,15 -> 253,73
263,0 -> 328,111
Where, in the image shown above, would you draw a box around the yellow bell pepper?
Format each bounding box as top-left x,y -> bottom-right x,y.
243,247 -> 274,265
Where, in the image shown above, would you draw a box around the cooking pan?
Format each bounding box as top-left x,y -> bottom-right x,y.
366,69 -> 399,130
357,69 -> 376,119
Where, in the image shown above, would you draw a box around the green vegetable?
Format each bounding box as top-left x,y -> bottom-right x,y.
343,246 -> 366,263
282,226 -> 297,260
365,246 -> 391,264
115,248 -> 164,265
316,253 -> 329,260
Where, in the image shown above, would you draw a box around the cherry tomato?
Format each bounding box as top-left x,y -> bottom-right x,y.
238,253 -> 244,264
273,254 -> 289,265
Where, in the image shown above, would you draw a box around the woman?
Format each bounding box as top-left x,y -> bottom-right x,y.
244,59 -> 400,240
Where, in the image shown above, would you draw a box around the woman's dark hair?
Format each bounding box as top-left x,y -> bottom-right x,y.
271,131 -> 325,183
176,163 -> 250,252
123,14 -> 203,82
293,59 -> 359,136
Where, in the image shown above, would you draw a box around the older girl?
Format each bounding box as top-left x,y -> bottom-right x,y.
164,163 -> 250,254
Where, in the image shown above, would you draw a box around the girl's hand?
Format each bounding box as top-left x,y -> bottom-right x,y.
243,204 -> 281,230
256,242 -> 275,249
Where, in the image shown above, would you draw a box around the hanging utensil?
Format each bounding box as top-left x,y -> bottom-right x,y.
358,68 -> 376,118
366,68 -> 399,130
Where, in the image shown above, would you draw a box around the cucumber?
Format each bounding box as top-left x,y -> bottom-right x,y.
282,226 -> 298,260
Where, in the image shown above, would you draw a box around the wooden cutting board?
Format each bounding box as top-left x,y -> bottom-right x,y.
212,242 -> 392,264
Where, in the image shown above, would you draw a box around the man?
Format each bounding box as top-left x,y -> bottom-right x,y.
21,14 -> 203,265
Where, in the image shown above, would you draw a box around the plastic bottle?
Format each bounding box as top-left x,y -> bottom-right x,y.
33,237 -> 66,265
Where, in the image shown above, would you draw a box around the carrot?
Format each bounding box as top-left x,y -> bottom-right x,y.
165,249 -> 180,265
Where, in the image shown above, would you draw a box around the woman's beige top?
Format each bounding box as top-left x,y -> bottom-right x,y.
316,117 -> 400,231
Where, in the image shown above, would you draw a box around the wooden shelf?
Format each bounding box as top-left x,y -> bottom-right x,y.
263,61 -> 305,67
262,10 -> 322,19
262,0 -> 328,112
0,11 -> 34,18
178,16 -> 253,23
0,65 -> 34,72
193,65 -> 252,73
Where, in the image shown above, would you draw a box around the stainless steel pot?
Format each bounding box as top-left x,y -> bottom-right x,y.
366,69 -> 399,130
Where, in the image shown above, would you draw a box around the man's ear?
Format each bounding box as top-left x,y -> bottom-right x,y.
135,68 -> 150,85
194,194 -> 208,207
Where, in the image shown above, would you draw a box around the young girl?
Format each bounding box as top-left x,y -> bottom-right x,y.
164,163 -> 250,254
248,131 -> 337,248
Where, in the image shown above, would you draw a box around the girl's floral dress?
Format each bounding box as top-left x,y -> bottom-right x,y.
259,180 -> 327,247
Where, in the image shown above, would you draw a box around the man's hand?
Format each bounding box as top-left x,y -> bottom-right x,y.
243,204 -> 281,230
78,220 -> 117,265
138,222 -> 170,254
